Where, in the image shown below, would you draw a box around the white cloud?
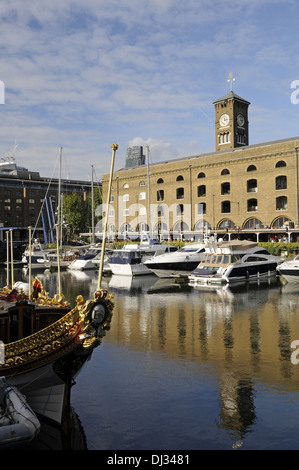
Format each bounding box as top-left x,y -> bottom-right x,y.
0,0 -> 298,180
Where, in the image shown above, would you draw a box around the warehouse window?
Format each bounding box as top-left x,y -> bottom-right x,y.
176,187 -> 184,199
276,176 -> 287,190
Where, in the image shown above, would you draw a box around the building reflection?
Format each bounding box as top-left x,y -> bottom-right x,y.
12,269 -> 299,445
106,275 -> 299,441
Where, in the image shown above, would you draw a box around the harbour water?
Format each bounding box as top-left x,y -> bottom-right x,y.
3,267 -> 299,450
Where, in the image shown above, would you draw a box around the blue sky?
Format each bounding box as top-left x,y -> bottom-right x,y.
0,0 -> 299,181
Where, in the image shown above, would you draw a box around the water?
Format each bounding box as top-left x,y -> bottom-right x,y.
3,267 -> 299,450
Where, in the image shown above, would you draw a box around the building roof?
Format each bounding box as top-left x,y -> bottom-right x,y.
213,90 -> 250,105
114,135 -> 299,173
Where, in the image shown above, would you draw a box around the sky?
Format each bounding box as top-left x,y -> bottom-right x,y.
0,0 -> 299,182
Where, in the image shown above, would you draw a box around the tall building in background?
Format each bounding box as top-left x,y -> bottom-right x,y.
0,156 -> 92,243
125,146 -> 145,168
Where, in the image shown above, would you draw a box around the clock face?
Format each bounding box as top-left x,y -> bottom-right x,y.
220,114 -> 229,126
237,113 -> 245,126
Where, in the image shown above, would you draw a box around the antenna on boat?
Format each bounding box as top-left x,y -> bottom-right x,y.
9,229 -> 14,288
28,226 -> 32,300
6,231 -> 9,287
97,143 -> 118,290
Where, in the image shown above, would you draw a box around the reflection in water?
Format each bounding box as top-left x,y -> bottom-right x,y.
18,408 -> 87,450
3,269 -> 299,449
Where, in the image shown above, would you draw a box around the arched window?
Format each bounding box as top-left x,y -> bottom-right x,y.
173,221 -> 189,232
247,165 -> 257,172
194,220 -> 211,231
221,168 -> 230,175
176,175 -> 184,181
154,222 -> 168,233
218,219 -> 235,229
138,223 -> 149,232
139,180 -> 145,186
197,172 -> 206,178
120,223 -> 133,233
243,218 -> 264,229
275,160 -> 286,168
272,217 -> 291,228
157,178 -> 164,184
123,183 -> 129,188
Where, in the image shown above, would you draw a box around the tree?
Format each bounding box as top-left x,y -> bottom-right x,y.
62,193 -> 86,237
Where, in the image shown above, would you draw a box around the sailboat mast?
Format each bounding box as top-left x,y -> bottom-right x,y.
91,165 -> 95,245
58,147 -> 62,248
146,145 -> 151,240
97,143 -> 118,290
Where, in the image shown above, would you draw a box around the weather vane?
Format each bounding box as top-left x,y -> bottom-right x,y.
228,72 -> 235,91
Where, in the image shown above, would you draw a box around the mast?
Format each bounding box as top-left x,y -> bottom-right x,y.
146,145 -> 152,240
28,226 -> 32,300
6,231 -> 9,287
97,143 -> 118,290
9,229 -> 14,287
58,147 -> 62,250
91,165 -> 95,245
55,223 -> 61,296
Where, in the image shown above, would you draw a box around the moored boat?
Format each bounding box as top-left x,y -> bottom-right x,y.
43,252 -> 78,270
188,240 -> 282,285
108,240 -> 176,276
143,242 -> 207,278
277,255 -> 299,283
0,143 -> 118,439
67,248 -> 101,270
21,240 -> 52,268
0,376 -> 41,448
0,277 -> 113,426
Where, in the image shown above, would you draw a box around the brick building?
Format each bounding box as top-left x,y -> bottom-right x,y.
102,90 -> 299,242
0,157 -> 92,243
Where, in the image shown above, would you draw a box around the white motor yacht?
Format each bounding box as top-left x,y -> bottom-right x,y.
277,255 -> 299,283
67,248 -> 101,270
21,240 -> 52,268
143,243 -> 207,278
108,241 -> 177,276
188,240 -> 282,285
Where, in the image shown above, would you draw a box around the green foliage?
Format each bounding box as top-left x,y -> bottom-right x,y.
62,193 -> 86,234
258,242 -> 299,256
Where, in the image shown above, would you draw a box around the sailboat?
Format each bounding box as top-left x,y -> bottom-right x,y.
0,144 -> 118,447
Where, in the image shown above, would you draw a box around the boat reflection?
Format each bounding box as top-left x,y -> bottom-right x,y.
102,275 -> 299,446
17,406 -> 87,450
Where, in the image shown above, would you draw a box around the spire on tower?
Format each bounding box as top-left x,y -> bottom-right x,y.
227,72 -> 235,91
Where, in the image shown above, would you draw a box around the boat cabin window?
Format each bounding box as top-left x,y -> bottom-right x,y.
200,254 -> 232,267
245,256 -> 266,262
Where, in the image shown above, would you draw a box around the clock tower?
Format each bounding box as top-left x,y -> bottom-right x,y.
213,74 -> 250,152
